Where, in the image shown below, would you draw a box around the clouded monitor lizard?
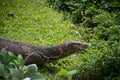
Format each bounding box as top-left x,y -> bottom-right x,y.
0,38 -> 89,66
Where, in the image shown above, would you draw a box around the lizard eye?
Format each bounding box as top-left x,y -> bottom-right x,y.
66,42 -> 73,47
66,42 -> 69,47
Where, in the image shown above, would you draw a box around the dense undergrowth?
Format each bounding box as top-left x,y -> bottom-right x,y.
0,0 -> 120,80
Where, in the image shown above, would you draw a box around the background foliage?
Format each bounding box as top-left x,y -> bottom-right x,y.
0,0 -> 120,80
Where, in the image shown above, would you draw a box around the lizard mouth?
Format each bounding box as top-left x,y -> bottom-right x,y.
73,43 -> 90,50
66,41 -> 90,50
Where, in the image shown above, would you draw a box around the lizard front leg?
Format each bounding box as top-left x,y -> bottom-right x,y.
25,52 -> 46,65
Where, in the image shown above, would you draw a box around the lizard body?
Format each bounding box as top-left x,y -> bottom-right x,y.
0,37 -> 89,65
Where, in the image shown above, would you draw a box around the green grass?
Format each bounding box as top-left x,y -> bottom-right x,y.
0,0 -> 85,46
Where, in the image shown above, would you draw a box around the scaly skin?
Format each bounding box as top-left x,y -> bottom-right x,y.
0,38 -> 89,65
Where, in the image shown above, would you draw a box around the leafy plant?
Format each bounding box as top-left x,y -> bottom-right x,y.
54,68 -> 78,80
0,49 -> 45,80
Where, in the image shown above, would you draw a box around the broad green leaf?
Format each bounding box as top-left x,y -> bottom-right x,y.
0,63 -> 10,78
24,70 -> 45,80
17,55 -> 24,66
58,68 -> 68,76
10,68 -> 23,80
0,49 -> 10,65
27,64 -> 38,71
13,55 -> 24,67
82,0 -> 87,2
8,52 -> 17,62
23,77 -> 31,80
67,70 -> 78,76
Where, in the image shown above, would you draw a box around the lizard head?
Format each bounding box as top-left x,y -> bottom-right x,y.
66,41 -> 90,51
